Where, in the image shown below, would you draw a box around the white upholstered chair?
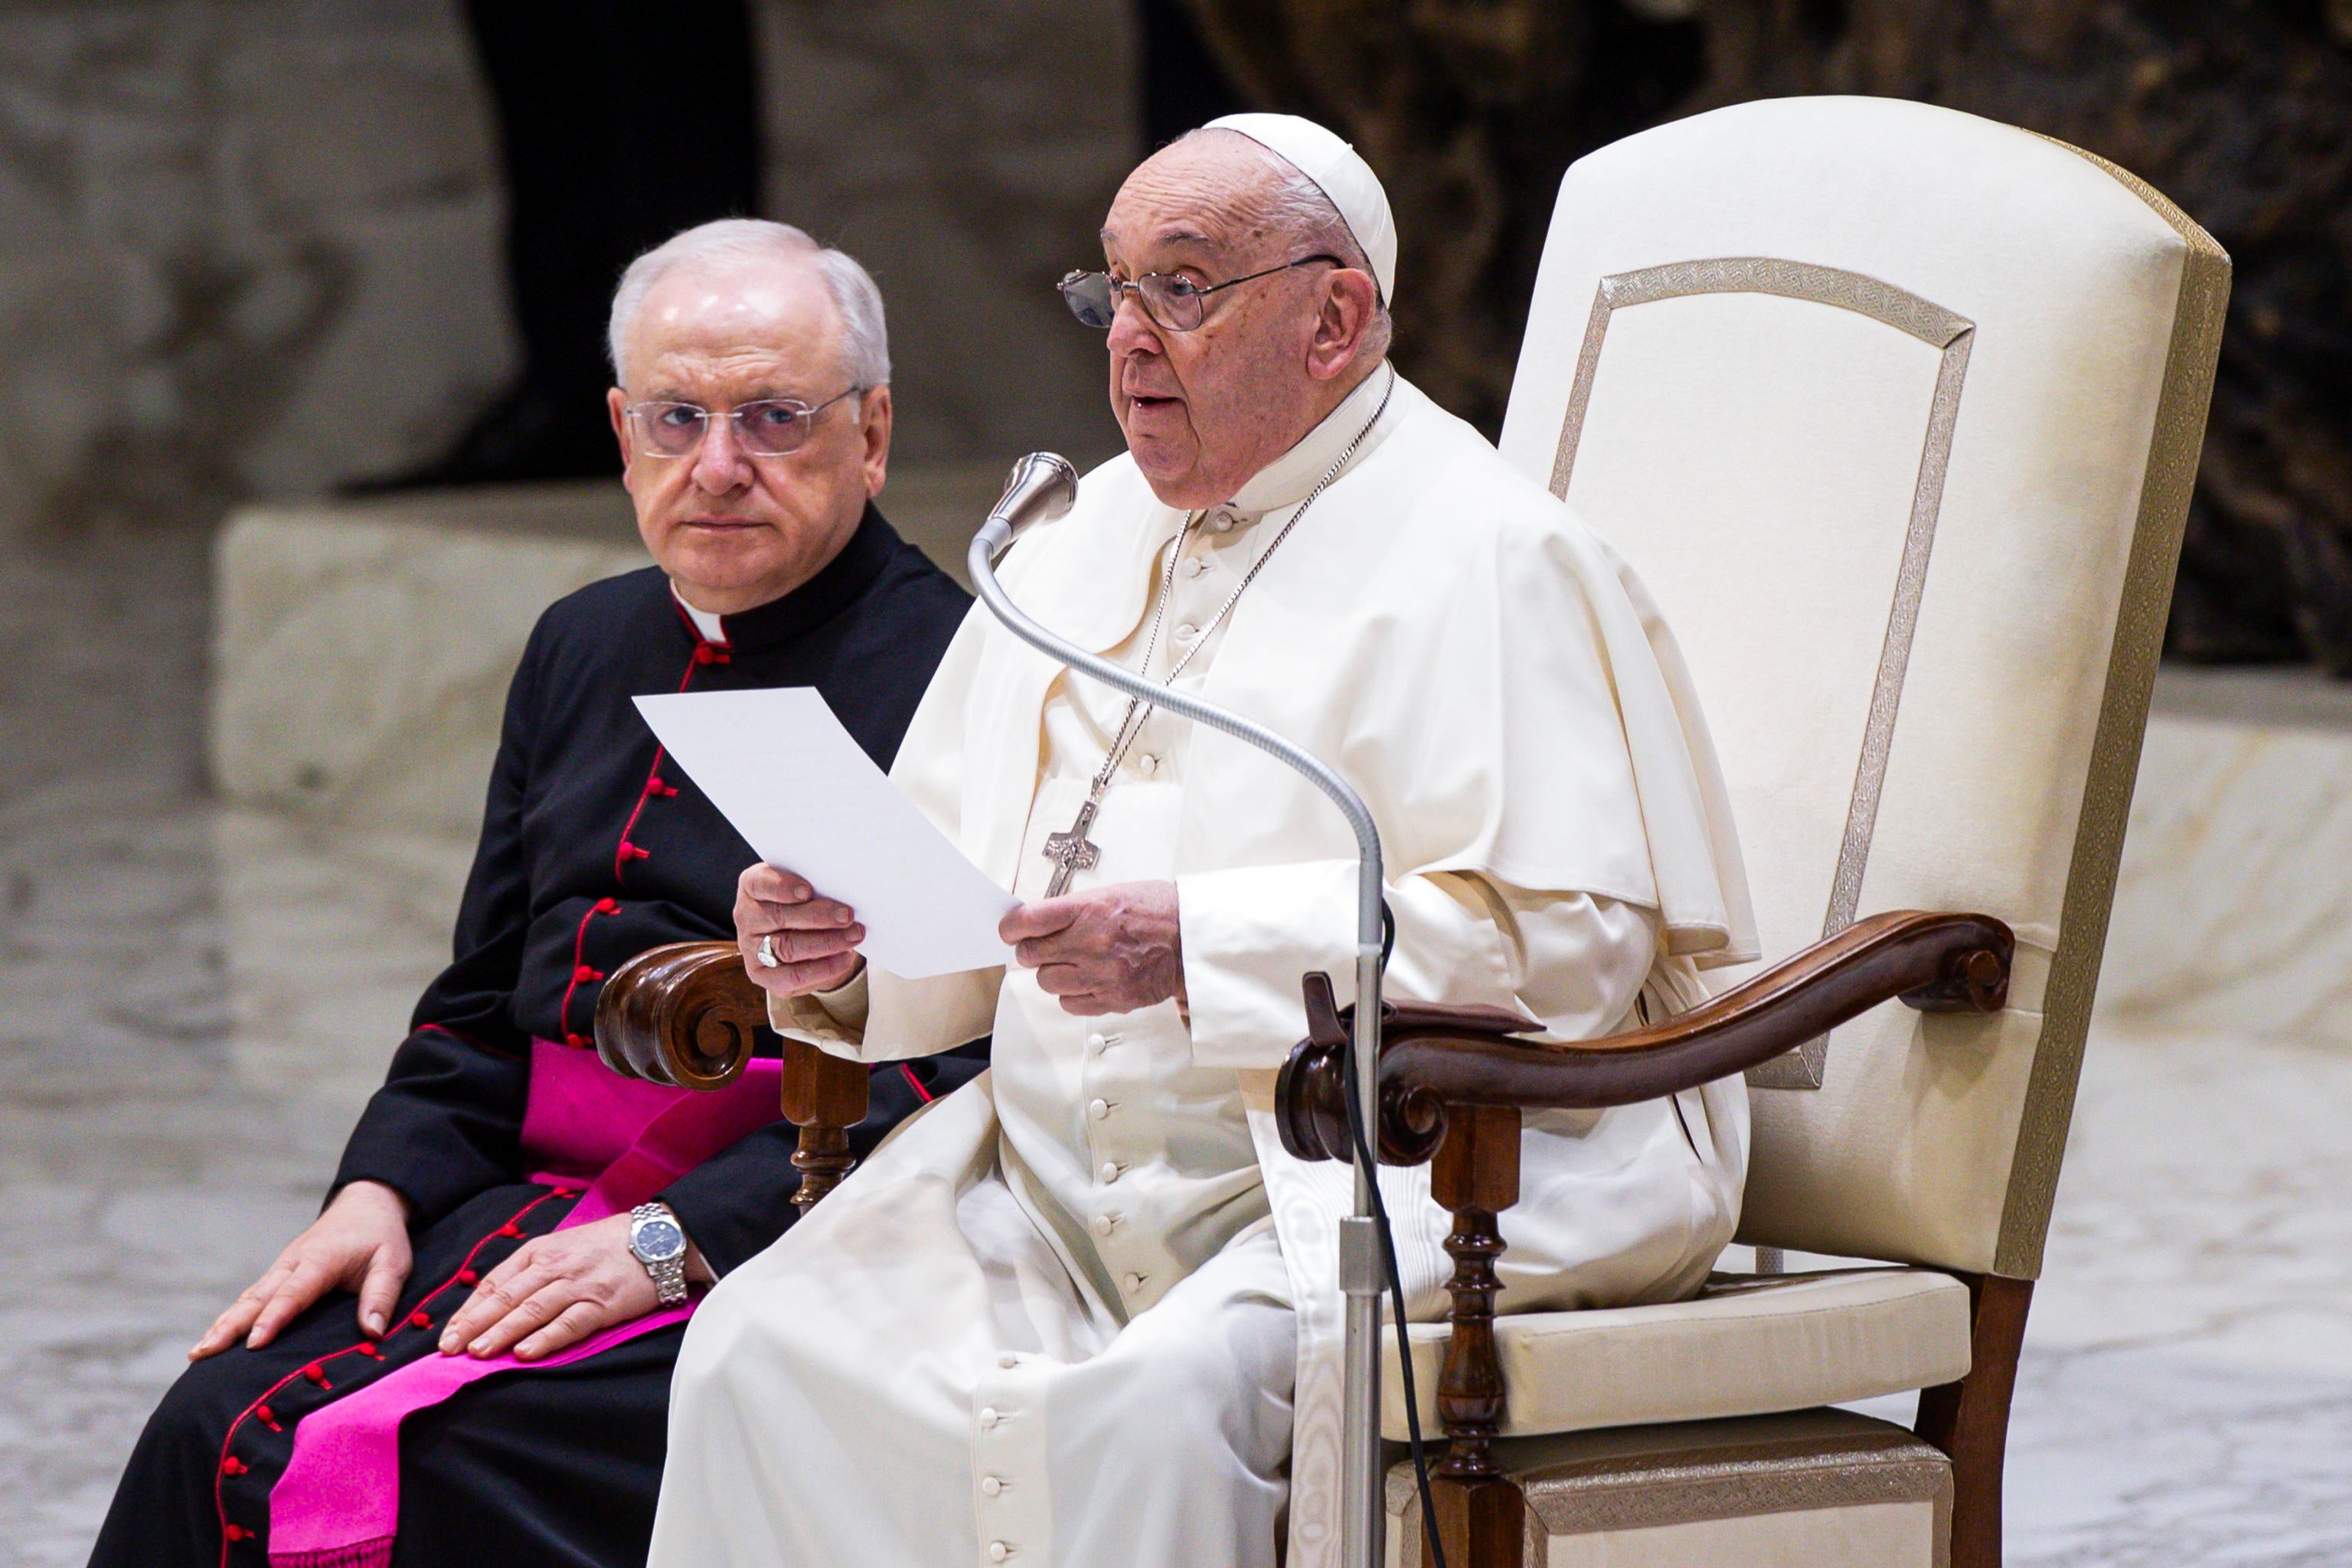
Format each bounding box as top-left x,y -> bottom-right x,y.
1274,95 -> 2226,1568
599,91 -> 2228,1568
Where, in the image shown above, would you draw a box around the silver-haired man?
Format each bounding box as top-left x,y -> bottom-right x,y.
89,220 -> 982,1568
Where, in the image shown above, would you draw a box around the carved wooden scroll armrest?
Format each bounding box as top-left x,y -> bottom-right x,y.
594,941 -> 871,1213
1276,909 -> 2013,1167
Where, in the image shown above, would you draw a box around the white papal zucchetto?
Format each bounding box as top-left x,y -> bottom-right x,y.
1203,112 -> 1397,304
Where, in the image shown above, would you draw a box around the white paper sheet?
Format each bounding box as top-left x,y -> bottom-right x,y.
635,687 -> 1016,979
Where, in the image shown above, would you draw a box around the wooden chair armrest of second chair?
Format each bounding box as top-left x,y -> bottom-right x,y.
1276,908 -> 2013,1167
594,940 -> 871,1213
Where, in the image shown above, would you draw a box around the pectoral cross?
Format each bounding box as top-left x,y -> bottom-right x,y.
1042,799 -> 1102,897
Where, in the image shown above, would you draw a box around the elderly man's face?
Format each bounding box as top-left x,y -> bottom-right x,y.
1099,136 -> 1380,508
606,259 -> 889,615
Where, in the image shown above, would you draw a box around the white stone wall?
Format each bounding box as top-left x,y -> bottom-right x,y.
0,0 -> 515,529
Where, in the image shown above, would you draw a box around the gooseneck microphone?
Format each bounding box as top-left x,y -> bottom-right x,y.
972,451 -> 1080,561
966,455 -> 1396,1568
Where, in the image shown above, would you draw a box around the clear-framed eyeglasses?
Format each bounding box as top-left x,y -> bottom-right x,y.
1057,255 -> 1344,333
622,386 -> 864,459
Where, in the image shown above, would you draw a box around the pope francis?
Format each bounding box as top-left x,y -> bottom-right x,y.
649,113 -> 1759,1568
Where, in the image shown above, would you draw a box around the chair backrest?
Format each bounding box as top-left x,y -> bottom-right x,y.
1498,96 -> 2226,1279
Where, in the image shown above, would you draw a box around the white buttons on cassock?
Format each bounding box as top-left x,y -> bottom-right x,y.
1136,753 -> 1158,776
1181,556 -> 1208,578
1098,1161 -> 1121,1184
999,1353 -> 1021,1369
978,1406 -> 1001,1429
982,1475 -> 1004,1497
1207,509 -> 1235,533
1087,1097 -> 1110,1120
1092,1213 -> 1117,1236
1122,1272 -> 1146,1293
1174,622 -> 1199,642
1085,1031 -> 1106,1051
988,1542 -> 1011,1562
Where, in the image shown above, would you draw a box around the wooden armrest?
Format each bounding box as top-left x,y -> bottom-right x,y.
594,940 -> 871,1212
595,940 -> 766,1089
1276,909 -> 2012,1165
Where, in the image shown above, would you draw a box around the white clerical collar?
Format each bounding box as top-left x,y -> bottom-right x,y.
670,583 -> 728,644
1227,364 -> 1400,517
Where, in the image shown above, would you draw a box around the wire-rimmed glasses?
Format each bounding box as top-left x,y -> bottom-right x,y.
622,386 -> 863,459
1057,255 -> 1344,333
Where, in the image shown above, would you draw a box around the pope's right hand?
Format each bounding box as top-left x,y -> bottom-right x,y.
736,862 -> 867,999
191,1178 -> 413,1359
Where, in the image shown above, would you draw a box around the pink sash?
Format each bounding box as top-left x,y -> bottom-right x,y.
265,1040 -> 783,1568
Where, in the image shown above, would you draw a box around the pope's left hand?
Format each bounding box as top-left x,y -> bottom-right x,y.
1003,880 -> 1186,1015
437,1214 -> 707,1362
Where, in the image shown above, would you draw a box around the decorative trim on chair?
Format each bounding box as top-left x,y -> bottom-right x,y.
1547,257 -> 1976,1089
1989,142 -> 2233,1277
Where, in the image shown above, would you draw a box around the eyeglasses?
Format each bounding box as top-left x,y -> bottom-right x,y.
1057,256 -> 1344,333
622,386 -> 863,459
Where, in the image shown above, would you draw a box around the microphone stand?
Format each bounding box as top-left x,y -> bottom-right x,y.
972,453 -> 1389,1568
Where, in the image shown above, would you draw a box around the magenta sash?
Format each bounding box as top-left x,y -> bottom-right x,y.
265,1040 -> 782,1568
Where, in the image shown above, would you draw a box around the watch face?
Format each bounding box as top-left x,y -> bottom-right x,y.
633,1217 -> 685,1262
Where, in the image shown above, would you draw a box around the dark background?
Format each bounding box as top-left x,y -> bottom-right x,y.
1150,0 -> 2352,676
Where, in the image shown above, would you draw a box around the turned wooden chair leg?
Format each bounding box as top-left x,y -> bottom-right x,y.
779,1038 -> 869,1214
1915,1273 -> 2033,1568
1425,1102 -> 1527,1568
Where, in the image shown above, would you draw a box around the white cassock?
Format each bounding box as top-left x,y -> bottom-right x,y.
648,368 -> 1760,1568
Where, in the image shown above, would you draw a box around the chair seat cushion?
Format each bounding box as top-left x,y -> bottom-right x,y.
1382,1268 -> 1973,1440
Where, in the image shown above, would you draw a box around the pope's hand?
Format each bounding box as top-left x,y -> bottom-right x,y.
192,1178 -> 413,1359
736,862 -> 866,998
1003,880 -> 1186,1015
437,1213 -> 710,1363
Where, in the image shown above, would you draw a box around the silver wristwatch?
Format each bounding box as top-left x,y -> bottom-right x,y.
628,1202 -> 691,1306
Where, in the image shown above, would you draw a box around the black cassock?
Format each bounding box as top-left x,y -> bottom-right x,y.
92,507 -> 984,1568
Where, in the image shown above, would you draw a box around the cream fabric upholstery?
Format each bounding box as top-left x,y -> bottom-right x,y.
1382,1268 -> 1971,1440
1495,96 -> 2228,1276
1387,1408 -> 1953,1568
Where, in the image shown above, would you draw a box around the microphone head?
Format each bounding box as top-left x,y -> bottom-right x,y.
985,452 -> 1077,549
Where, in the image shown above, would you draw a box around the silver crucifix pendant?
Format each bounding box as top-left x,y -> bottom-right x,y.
1042,799 -> 1102,897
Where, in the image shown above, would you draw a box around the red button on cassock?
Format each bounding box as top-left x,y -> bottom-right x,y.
225,1524 -> 250,1541
458,1269 -> 479,1285
410,1310 -> 433,1329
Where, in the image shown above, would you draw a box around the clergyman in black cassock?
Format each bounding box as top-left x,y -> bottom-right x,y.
89,505 -> 978,1566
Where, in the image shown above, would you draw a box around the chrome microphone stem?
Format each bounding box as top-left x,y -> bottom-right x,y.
969,524 -> 1388,1568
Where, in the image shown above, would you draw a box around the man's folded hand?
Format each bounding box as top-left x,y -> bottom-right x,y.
436,1213 -> 709,1363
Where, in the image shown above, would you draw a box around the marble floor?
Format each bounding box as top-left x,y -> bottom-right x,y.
3,522 -> 2349,1566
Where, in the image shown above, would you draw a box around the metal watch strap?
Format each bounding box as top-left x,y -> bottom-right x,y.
645,1252 -> 688,1306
